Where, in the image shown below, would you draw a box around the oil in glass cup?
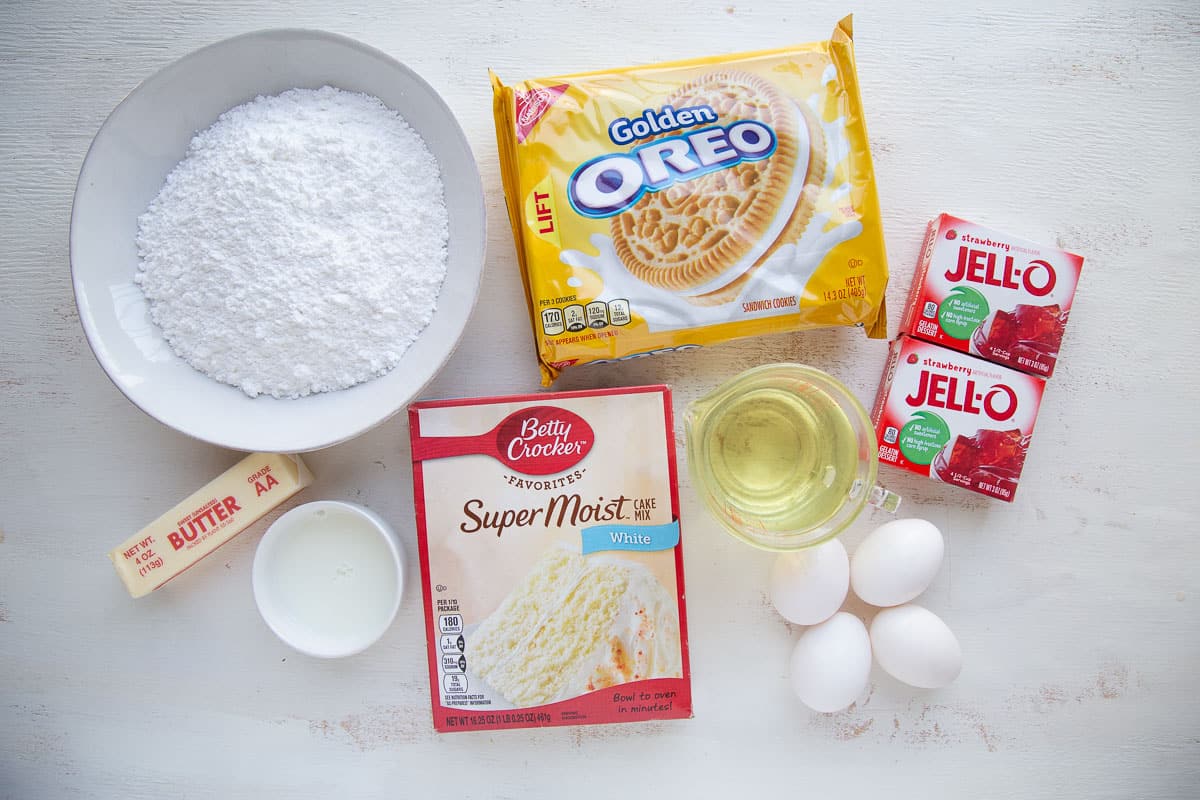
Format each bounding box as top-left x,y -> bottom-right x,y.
685,364 -> 900,551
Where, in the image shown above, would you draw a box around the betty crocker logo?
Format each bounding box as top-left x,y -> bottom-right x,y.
410,405 -> 594,475
496,406 -> 594,475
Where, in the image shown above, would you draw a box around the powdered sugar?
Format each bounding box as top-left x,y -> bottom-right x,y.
135,86 -> 448,399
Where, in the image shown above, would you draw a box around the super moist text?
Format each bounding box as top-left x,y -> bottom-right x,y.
460,494 -> 632,537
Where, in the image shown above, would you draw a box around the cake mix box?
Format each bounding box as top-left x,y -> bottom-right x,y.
900,213 -> 1083,378
408,385 -> 692,732
491,16 -> 889,386
872,337 -> 1047,503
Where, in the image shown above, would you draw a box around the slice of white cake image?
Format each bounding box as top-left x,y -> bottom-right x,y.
468,547 -> 683,708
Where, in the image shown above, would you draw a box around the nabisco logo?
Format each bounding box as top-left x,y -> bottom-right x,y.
905,368 -> 1017,422
495,406 -> 594,475
514,84 -> 569,143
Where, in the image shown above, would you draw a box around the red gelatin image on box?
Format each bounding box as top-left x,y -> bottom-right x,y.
932,427 -> 1030,498
971,303 -> 1067,369
871,336 -> 1046,503
900,214 -> 1082,378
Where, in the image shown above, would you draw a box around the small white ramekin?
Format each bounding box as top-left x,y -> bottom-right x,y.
252,500 -> 404,658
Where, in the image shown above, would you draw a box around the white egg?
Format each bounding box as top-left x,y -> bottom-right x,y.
869,604 -> 962,689
789,612 -> 872,713
769,538 -> 849,625
850,518 -> 944,607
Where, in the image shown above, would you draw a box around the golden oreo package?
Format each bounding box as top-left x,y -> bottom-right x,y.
492,16 -> 889,384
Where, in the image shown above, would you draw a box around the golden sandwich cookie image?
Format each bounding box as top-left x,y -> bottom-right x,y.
612,70 -> 827,307
467,548 -> 683,708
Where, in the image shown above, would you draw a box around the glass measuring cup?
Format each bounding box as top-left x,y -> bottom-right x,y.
684,364 -> 900,551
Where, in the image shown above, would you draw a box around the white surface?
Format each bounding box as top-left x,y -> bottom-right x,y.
70,29 -> 484,451
252,501 -> 404,659
1,2 -> 1198,798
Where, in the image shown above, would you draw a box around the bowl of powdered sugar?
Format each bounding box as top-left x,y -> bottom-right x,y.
71,29 -> 484,452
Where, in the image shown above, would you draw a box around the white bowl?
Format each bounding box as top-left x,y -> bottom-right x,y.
252,500 -> 405,658
70,29 -> 485,452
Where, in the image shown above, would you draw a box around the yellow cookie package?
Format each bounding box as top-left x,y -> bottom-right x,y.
492,15 -> 888,385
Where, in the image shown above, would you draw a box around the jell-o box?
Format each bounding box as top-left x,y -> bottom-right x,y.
871,336 -> 1046,503
899,214 -> 1083,378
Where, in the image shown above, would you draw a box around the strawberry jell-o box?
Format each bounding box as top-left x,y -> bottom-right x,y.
872,337 -> 1046,503
900,214 -> 1083,378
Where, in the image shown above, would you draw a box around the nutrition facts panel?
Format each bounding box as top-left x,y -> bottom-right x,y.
541,299 -> 630,335
435,604 -> 467,692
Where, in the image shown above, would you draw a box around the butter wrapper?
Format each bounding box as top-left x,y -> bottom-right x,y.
108,452 -> 313,598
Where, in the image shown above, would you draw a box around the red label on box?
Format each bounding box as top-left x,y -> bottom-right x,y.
871,337 -> 1046,502
900,214 -> 1083,378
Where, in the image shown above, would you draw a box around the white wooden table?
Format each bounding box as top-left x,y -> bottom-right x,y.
2,2 -> 1198,797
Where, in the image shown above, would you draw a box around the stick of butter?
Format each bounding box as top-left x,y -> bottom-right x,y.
108,452 -> 314,598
